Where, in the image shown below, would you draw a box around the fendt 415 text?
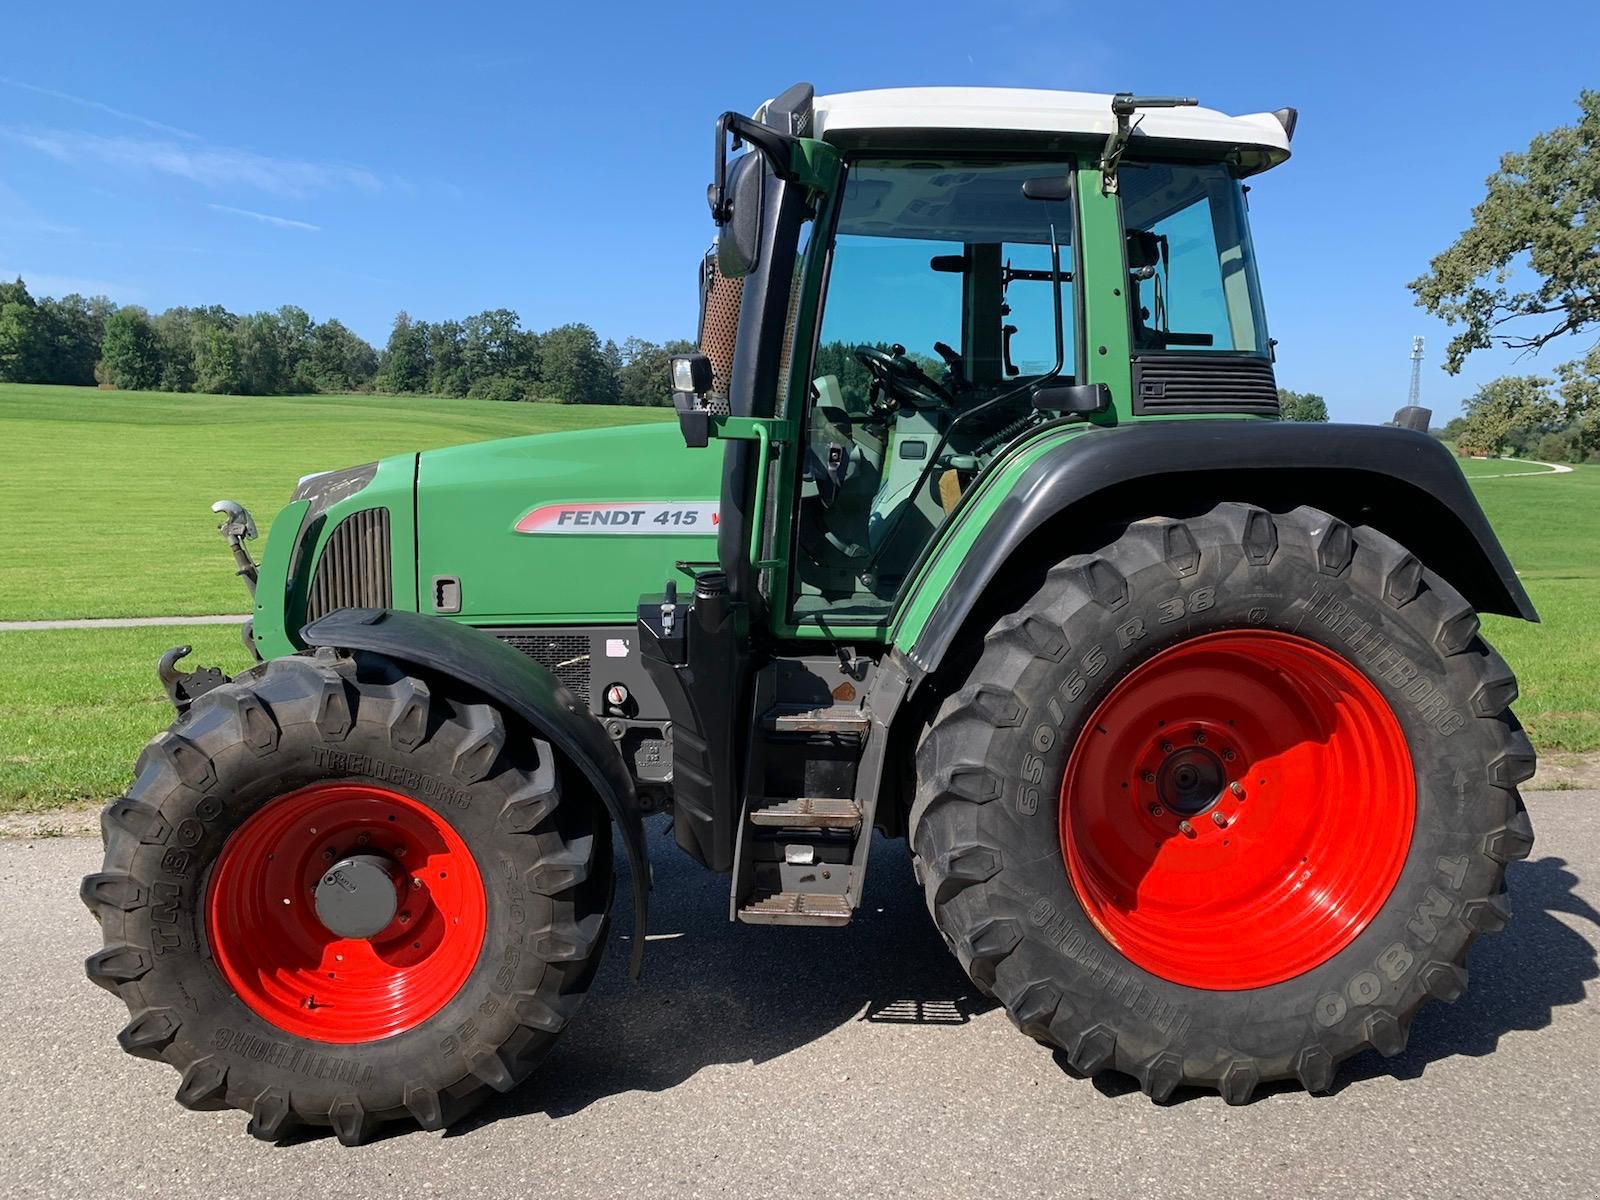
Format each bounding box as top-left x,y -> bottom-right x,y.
83,86 -> 1538,1143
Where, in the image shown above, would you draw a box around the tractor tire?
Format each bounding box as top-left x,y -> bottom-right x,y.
911,502 -> 1534,1103
82,648 -> 612,1143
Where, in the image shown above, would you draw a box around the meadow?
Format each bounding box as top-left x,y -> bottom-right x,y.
0,384 -> 1593,811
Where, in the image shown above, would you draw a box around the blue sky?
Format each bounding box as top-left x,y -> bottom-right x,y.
2,1 -> 1596,422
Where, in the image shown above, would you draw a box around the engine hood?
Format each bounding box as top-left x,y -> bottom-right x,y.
415,420 -> 722,624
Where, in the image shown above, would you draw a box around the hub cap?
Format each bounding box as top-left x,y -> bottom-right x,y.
1059,630 -> 1415,990
207,783 -> 487,1042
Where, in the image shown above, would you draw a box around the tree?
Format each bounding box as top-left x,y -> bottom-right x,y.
617,336 -> 697,406
537,322 -> 613,404
1554,344 -> 1600,458
1454,374 -> 1558,456
100,307 -> 163,390
377,312 -> 430,393
192,322 -> 242,394
1411,91 -> 1599,373
1277,388 -> 1329,422
0,277 -> 45,382
309,318 -> 378,392
233,312 -> 286,394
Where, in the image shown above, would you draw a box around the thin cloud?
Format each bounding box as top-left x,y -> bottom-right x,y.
0,77 -> 197,140
0,266 -> 140,301
2,128 -> 383,199
208,203 -> 321,232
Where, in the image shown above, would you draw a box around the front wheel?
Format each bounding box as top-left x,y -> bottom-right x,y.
912,503 -> 1535,1102
82,649 -> 612,1143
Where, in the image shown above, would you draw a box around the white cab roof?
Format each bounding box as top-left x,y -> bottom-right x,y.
808,87 -> 1291,166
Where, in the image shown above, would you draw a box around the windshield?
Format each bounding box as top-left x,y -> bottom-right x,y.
793,158 -> 1077,622
1118,161 -> 1268,355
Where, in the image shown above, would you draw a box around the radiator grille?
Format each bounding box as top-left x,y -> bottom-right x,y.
1132,354 -> 1280,416
496,632 -> 591,704
306,508 -> 392,622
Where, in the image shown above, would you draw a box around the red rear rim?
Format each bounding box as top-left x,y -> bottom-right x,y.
207,783 -> 487,1042
1059,629 -> 1414,991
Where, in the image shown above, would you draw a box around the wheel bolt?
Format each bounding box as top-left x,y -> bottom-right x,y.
1193,730 -> 1207,744
1143,771 -> 1156,784
1222,749 -> 1236,762
411,878 -> 423,890
1229,781 -> 1245,798
1160,741 -> 1174,755
1149,804 -> 1165,817
1178,820 -> 1195,837
1212,811 -> 1229,828
322,849 -> 334,862
357,833 -> 369,847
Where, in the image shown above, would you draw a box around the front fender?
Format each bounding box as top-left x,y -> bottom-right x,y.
897,421 -> 1537,676
300,608 -> 651,978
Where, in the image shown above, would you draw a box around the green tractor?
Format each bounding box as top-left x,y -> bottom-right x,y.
83,85 -> 1537,1142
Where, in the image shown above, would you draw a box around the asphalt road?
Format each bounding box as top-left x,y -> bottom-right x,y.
5,792 -> 1597,1200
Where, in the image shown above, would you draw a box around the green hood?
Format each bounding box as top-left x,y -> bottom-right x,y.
416,421 -> 722,625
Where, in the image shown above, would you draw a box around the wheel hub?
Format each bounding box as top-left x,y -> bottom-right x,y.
1154,744 -> 1226,816
313,853 -> 402,940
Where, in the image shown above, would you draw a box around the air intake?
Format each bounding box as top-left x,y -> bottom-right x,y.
1132,354 -> 1280,416
306,508 -> 392,622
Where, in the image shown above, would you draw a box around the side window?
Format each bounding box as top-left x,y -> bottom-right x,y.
1121,163 -> 1267,355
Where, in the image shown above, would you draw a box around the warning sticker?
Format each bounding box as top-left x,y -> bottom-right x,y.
514,502 -> 719,535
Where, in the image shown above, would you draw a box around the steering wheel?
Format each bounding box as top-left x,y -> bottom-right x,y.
854,345 -> 955,414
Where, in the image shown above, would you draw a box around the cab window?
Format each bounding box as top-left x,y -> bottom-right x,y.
793,158 -> 1077,622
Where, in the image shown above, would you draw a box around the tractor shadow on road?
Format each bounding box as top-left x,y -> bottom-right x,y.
1336,855 -> 1600,1089
454,821 -> 996,1134
455,836 -> 1597,1131
1077,854 -> 1600,1105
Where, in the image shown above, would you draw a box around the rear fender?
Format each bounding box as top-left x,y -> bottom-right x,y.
300,608 -> 651,977
899,421 -> 1537,678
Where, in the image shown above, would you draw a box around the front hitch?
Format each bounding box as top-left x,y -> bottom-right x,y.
157,645 -> 230,717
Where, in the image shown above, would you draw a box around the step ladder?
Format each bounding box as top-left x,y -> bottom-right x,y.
732,701 -> 876,926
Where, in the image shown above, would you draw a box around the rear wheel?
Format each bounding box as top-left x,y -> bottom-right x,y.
82,649 -> 611,1143
912,503 -> 1535,1101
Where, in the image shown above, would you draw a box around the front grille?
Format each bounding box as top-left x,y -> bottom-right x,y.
1132,354 -> 1280,416
496,632 -> 590,704
306,508 -> 392,622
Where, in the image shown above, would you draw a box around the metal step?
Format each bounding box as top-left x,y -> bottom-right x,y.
760,702 -> 870,736
737,890 -> 853,926
748,796 -> 862,831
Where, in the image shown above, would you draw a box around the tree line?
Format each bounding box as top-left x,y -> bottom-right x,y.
0,276 -> 694,406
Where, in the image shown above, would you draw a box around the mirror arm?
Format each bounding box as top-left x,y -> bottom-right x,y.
711,112 -> 800,224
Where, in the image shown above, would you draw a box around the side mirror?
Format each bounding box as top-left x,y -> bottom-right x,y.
715,152 -> 765,278
671,353 -> 714,448
1032,381 -> 1110,415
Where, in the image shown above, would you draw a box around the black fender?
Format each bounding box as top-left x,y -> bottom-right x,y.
908,421 -> 1537,675
301,608 -> 651,978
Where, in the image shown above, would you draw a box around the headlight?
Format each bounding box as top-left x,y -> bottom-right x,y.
291,463 -> 378,520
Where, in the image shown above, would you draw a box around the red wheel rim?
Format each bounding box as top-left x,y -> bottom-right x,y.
207,783 -> 487,1042
1059,630 -> 1414,990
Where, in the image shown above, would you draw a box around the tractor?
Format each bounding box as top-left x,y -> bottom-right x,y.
83,85 -> 1537,1143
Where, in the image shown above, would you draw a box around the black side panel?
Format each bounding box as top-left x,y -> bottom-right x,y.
299,608 -> 651,976
910,421 -> 1537,675
637,580 -> 750,873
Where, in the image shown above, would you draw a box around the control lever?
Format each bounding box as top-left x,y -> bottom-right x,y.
660,579 -> 678,637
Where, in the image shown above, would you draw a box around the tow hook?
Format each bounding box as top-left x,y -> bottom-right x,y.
157,645 -> 231,717
212,500 -> 259,598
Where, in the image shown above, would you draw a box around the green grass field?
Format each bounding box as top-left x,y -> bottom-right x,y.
0,383 -> 671,621
0,384 -> 1594,812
